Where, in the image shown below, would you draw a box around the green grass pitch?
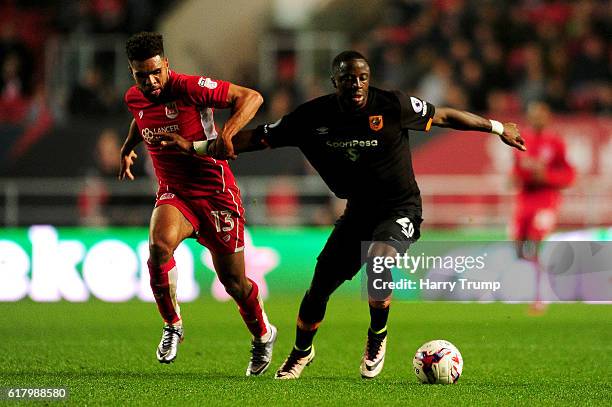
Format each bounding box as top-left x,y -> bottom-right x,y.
2,296 -> 611,406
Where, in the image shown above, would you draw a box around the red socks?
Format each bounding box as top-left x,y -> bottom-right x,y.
148,257 -> 181,325
236,279 -> 268,338
149,261 -> 266,337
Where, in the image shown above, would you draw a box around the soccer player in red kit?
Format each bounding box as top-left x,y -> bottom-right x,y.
512,101 -> 575,312
118,32 -> 276,375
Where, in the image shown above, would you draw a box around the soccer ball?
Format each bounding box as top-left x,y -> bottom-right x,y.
413,339 -> 463,384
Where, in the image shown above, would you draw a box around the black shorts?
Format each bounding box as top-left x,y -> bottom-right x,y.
314,205 -> 422,285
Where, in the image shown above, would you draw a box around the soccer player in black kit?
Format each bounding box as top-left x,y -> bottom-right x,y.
160,51 -> 526,379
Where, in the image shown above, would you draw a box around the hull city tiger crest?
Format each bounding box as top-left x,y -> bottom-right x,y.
165,102 -> 179,119
369,115 -> 383,131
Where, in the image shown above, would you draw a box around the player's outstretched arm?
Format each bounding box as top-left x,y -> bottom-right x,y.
211,84 -> 263,160
159,129 -> 269,157
432,107 -> 526,151
119,119 -> 142,180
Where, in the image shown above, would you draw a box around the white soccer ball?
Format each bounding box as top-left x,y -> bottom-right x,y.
413,339 -> 463,384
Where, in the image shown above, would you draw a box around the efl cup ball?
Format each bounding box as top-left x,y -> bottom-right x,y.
413,339 -> 463,384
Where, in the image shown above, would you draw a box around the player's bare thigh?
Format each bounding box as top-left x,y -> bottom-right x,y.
149,204 -> 194,264
211,250 -> 250,299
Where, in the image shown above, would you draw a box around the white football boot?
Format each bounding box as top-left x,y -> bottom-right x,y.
156,324 -> 184,364
360,330 -> 387,378
246,325 -> 278,376
275,346 -> 315,379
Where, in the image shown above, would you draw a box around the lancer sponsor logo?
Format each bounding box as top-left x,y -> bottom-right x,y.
369,115 -> 383,131
164,102 -> 179,119
141,124 -> 180,144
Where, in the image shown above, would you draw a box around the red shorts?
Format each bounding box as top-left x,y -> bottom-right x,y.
512,206 -> 558,241
155,186 -> 245,255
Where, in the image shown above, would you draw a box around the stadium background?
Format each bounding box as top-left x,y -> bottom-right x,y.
0,0 -> 610,405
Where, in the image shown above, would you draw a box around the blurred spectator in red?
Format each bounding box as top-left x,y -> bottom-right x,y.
511,100 -> 576,312
0,52 -> 30,122
0,21 -> 34,124
0,23 -> 33,97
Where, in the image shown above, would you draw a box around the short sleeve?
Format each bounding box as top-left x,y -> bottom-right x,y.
178,74 -> 230,108
393,91 -> 436,131
260,109 -> 304,148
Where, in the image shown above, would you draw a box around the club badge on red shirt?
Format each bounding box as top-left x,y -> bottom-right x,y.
165,102 -> 179,119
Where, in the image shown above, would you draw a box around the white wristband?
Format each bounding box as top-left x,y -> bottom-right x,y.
192,140 -> 210,156
489,119 -> 504,136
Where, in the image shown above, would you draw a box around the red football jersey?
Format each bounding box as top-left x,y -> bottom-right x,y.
125,70 -> 237,197
513,128 -> 575,210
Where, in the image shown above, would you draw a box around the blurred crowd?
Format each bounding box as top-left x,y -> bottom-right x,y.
0,0 -> 609,227
266,0 -> 610,118
361,0 -> 612,114
365,0 -> 611,114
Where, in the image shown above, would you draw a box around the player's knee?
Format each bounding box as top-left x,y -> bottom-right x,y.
368,298 -> 391,309
220,275 -> 249,300
298,289 -> 328,325
149,240 -> 174,265
224,283 -> 242,300
368,241 -> 398,259
305,286 -> 331,306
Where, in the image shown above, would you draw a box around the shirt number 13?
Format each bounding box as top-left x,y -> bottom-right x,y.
211,210 -> 235,232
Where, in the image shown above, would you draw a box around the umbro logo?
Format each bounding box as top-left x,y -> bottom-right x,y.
315,127 -> 329,135
138,110 -> 144,119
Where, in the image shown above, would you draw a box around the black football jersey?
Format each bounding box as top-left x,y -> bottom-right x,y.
261,87 -> 435,214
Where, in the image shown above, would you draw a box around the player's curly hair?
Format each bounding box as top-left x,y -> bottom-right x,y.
331,50 -> 369,75
126,32 -> 164,61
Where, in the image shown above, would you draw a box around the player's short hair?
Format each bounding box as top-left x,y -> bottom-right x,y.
331,50 -> 369,75
126,32 -> 164,62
